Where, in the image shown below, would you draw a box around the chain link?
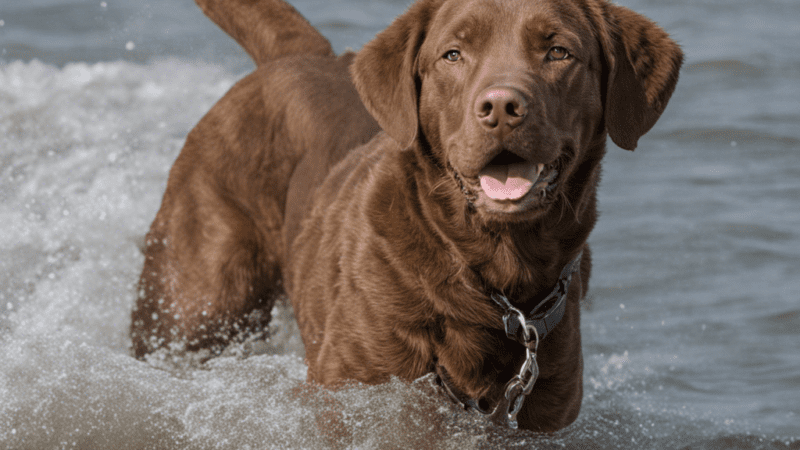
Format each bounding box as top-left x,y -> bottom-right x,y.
500,320 -> 539,428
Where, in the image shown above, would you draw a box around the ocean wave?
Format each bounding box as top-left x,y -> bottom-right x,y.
653,127 -> 800,146
684,59 -> 765,77
678,435 -> 800,450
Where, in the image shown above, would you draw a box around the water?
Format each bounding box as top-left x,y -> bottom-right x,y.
1,0 -> 799,448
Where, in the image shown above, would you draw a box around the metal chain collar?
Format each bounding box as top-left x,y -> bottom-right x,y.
436,301 -> 540,429
436,251 -> 583,429
478,294 -> 541,428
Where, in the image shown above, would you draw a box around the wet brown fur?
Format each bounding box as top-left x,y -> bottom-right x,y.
131,0 -> 682,432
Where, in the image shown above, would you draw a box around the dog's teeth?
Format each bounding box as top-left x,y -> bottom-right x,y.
535,163 -> 545,180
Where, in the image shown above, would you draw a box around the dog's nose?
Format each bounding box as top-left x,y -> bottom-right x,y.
475,87 -> 528,140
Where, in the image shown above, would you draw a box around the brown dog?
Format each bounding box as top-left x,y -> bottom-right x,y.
132,0 -> 682,432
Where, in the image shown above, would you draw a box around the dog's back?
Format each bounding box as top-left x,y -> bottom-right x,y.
131,0 -> 379,357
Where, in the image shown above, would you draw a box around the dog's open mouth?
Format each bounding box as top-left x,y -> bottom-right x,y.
477,150 -> 558,202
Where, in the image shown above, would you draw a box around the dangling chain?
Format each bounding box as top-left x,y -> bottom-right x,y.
436,251 -> 583,429
480,294 -> 540,429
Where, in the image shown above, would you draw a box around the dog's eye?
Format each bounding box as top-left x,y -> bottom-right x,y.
443,50 -> 461,62
546,46 -> 570,61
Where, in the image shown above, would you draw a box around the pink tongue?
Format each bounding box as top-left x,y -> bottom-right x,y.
479,162 -> 542,201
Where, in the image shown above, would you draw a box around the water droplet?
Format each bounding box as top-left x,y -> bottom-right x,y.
125,41 -> 136,51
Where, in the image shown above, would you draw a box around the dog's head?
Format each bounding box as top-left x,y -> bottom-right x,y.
353,0 -> 682,224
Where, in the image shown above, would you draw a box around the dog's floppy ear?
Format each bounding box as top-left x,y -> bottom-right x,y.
601,4 -> 683,150
351,0 -> 445,149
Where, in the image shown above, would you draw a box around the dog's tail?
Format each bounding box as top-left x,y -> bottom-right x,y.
195,0 -> 334,66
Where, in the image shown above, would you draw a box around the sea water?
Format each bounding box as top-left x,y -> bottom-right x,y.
1,0 -> 799,448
